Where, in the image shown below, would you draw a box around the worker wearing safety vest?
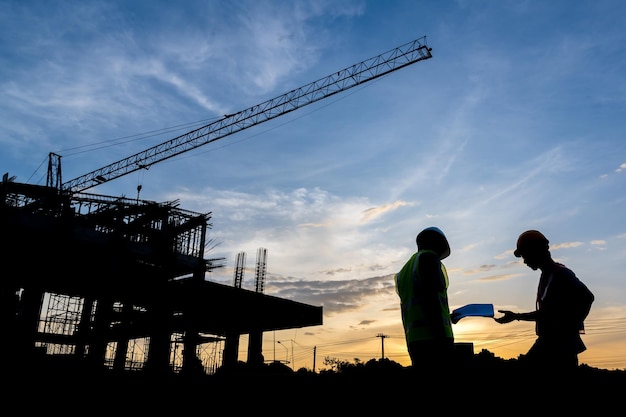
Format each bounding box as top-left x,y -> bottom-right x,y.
395,226 -> 454,372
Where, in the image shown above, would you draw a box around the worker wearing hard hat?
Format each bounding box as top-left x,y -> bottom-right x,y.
495,230 -> 594,373
394,227 -> 454,373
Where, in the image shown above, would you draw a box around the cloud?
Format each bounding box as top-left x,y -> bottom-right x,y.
463,264 -> 499,275
551,241 -> 584,250
261,274 -> 396,315
477,274 -> 521,282
361,200 -> 413,223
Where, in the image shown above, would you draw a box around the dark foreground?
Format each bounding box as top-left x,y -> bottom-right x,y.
7,356 -> 626,413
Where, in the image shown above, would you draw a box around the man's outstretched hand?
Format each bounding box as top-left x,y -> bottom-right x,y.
494,310 -> 516,324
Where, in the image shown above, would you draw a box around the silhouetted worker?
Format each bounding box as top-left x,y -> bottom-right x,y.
394,227 -> 454,373
496,230 -> 594,373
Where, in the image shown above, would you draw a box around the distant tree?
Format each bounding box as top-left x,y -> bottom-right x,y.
322,356 -> 347,372
321,357 -> 404,375
337,358 -> 365,374
364,357 -> 404,372
266,361 -> 293,374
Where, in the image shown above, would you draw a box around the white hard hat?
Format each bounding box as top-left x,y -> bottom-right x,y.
416,226 -> 451,260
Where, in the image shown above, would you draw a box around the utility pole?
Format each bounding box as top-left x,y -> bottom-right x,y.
376,334 -> 389,360
313,346 -> 316,373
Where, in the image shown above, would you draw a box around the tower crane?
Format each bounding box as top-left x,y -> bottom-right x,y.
48,36 -> 432,193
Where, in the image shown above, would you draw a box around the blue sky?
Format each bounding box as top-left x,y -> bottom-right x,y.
2,0 -> 625,370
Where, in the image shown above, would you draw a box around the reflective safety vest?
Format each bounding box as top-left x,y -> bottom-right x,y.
394,250 -> 453,343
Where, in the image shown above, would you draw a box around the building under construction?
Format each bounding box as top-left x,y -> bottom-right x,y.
0,177 -> 323,376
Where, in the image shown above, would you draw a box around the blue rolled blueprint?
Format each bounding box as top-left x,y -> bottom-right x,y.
451,304 -> 494,324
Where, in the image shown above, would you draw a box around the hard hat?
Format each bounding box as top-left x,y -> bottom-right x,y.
416,226 -> 451,260
514,230 -> 549,257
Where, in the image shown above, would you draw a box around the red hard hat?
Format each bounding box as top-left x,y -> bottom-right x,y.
514,230 -> 549,257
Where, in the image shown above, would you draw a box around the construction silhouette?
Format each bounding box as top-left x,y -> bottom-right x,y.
1,36 -> 433,377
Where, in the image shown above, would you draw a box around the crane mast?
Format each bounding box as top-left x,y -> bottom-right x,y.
57,36 -> 432,193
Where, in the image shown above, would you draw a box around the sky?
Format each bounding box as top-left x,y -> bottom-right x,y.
2,0 -> 626,371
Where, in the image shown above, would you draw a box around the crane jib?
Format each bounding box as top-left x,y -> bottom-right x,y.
58,36 -> 433,193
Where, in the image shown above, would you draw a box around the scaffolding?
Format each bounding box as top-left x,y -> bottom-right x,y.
1,180 -> 322,378
255,248 -> 267,294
